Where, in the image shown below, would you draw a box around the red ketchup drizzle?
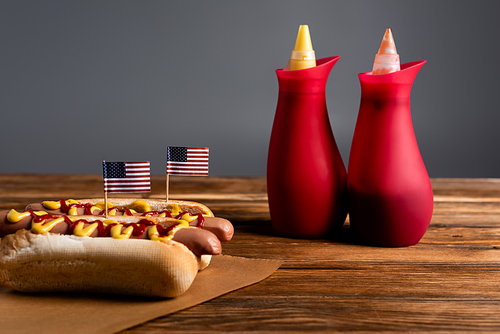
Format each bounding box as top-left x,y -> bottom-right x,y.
65,203 -> 95,215
129,223 -> 146,237
96,220 -> 115,237
85,203 -> 94,215
175,211 -> 189,219
59,199 -> 69,213
29,211 -> 56,224
61,216 -> 120,237
129,219 -> 156,237
97,208 -> 135,216
156,223 -> 177,237
196,213 -> 205,228
174,211 -> 205,228
98,208 -> 115,216
142,211 -> 156,217
123,208 -> 134,216
64,216 -> 88,235
142,210 -> 172,218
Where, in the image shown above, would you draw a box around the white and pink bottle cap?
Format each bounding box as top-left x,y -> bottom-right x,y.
372,28 -> 400,75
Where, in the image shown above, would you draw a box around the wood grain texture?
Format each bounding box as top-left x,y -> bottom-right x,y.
1,175 -> 500,332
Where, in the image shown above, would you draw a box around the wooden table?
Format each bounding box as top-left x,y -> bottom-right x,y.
1,174 -> 500,332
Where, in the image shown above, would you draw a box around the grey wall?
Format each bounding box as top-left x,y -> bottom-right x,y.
1,0 -> 499,177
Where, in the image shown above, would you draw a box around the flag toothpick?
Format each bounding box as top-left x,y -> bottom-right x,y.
166,146 -> 209,203
102,161 -> 151,218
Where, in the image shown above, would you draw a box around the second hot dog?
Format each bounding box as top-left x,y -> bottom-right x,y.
24,198 -> 234,242
0,210 -> 223,256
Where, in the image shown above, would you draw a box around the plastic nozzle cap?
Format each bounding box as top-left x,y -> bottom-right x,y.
291,24 -> 315,60
293,25 -> 314,51
286,24 -> 316,71
372,28 -> 401,75
378,28 -> 398,55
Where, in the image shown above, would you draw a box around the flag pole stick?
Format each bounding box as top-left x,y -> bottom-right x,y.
166,146 -> 170,204
166,173 -> 169,203
105,192 -> 108,219
103,160 -> 108,219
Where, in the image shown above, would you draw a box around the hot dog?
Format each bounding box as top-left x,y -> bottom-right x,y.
0,199 -> 234,298
24,198 -> 234,242
25,198 -> 213,217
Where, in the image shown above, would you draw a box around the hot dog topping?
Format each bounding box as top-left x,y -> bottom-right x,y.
42,199 -> 79,210
32,217 -> 66,234
7,209 -> 36,223
5,209 -> 198,241
41,199 -> 212,218
107,208 -> 137,216
127,199 -> 151,213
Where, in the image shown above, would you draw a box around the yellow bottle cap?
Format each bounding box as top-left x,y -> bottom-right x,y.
293,25 -> 314,51
287,25 -> 316,71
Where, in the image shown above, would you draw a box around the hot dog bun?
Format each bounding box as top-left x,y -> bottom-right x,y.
0,229 -> 211,298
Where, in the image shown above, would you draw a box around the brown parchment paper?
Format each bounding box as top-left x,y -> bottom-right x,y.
0,255 -> 282,334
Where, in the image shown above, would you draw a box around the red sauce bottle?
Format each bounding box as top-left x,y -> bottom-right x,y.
348,60 -> 433,246
267,56 -> 348,238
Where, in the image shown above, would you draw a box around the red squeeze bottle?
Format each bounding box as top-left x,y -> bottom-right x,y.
267,25 -> 348,238
347,29 -> 434,246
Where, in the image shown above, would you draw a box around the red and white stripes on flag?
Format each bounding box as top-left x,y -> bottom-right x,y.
166,146 -> 209,176
103,161 -> 151,193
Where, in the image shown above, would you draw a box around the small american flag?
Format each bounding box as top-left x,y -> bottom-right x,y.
103,161 -> 151,193
166,146 -> 209,176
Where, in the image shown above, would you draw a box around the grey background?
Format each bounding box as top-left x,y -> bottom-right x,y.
1,0 -> 499,177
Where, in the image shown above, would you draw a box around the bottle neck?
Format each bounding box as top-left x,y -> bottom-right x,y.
358,60 -> 426,102
360,82 -> 414,101
276,56 -> 339,94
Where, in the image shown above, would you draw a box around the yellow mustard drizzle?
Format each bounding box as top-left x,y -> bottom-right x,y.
7,209 -> 32,223
179,213 -> 199,223
31,217 -> 66,234
129,200 -> 151,213
102,219 -> 118,226
169,204 -> 182,216
42,199 -> 79,210
176,218 -> 192,228
7,209 -> 49,223
103,219 -> 136,239
64,216 -> 78,223
110,224 -> 134,239
68,207 -> 78,215
72,221 -> 99,237
108,208 -> 119,216
148,224 -> 188,241
94,201 -> 114,210
66,205 -> 101,215
102,208 -> 137,216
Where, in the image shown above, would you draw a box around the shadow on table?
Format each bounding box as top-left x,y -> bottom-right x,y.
231,219 -> 358,245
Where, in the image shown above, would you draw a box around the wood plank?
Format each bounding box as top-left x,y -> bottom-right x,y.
121,263 -> 500,332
